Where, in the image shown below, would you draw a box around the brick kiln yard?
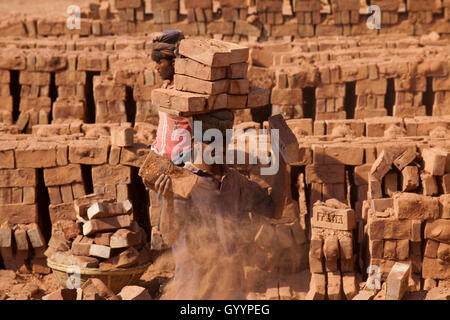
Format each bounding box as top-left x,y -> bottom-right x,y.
0,0 -> 450,300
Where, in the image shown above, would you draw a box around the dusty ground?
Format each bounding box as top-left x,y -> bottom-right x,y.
0,251 -> 175,300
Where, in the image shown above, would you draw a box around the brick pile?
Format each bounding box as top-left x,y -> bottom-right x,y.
46,198 -> 151,270
363,143 -> 450,290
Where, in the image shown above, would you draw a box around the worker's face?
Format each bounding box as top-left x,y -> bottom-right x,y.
155,58 -> 174,81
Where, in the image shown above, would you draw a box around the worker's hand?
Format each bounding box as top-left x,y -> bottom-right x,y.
155,174 -> 173,198
161,80 -> 171,89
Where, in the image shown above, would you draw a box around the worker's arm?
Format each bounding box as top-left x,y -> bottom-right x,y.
239,173 -> 275,218
154,174 -> 179,246
240,156 -> 288,219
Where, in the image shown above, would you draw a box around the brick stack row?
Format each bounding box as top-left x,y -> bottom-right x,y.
17,71 -> 52,133
0,167 -> 49,274
293,0 -> 321,38
371,0 -> 400,26
307,200 -> 358,300
53,70 -> 87,124
0,70 -> 12,125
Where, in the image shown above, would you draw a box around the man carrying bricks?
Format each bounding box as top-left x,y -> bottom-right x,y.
150,114 -> 286,299
150,30 -> 194,164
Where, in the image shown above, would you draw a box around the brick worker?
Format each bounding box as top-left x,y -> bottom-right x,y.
151,115 -> 286,299
150,30 -> 193,165
149,30 -> 286,298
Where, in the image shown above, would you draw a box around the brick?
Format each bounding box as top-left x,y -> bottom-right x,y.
74,194 -> 115,217
178,39 -> 232,67
15,143 -> 57,168
425,219 -> 450,243
151,88 -> 213,112
370,150 -> 393,180
0,223 -> 12,247
394,193 -> 439,221
411,220 -> 422,242
341,273 -> 358,300
0,146 -> 15,169
442,174 -> 450,194
175,58 -> 227,81
306,273 -> 326,300
386,262 -> 411,300
271,88 -> 302,105
437,243 -> 450,262
55,71 -> 86,86
69,140 -> 109,165
383,240 -> 396,260
396,240 -> 410,261
401,166 -> 419,192
228,62 -> 248,79
77,53 -> 108,72
83,215 -> 131,236
99,247 -> 140,269
49,203 -> 77,223
91,165 -> 131,187
49,251 -> 99,268
110,228 -> 141,248
43,164 -> 83,187
26,223 -> 46,248
384,172 -> 398,197
369,218 -> 412,240
327,272 -> 342,300
370,240 -> 384,259
174,74 -> 229,95
0,168 -> 37,187
89,244 -> 111,259
422,148 -> 447,176
440,195 -> 450,219
421,172 -> 438,196
42,289 -> 78,300
247,86 -> 269,108
268,114 -> 299,164
425,240 -> 440,258
111,127 -> 134,147
0,204 -> 38,225
118,286 -> 152,300
14,226 -> 29,251
371,198 -> 393,212
322,144 -> 364,165
316,84 -> 345,99
87,200 -> 132,220
312,205 -> 356,231
81,278 -> 119,300
305,164 -> 345,184
354,164 -> 371,186
422,257 -> 450,280
60,184 -> 74,203
356,79 -> 387,95
115,0 -> 142,9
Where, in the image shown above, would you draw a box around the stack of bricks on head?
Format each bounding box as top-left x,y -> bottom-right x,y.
151,38 -> 269,114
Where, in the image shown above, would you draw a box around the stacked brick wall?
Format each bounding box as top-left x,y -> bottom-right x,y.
1,0 -> 450,39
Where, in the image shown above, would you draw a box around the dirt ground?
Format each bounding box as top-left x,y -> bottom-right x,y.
0,251 -> 175,300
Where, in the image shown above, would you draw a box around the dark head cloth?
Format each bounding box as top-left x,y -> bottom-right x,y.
194,110 -> 235,137
151,30 -> 184,62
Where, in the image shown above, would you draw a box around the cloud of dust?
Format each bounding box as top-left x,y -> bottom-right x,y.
159,208 -> 267,300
